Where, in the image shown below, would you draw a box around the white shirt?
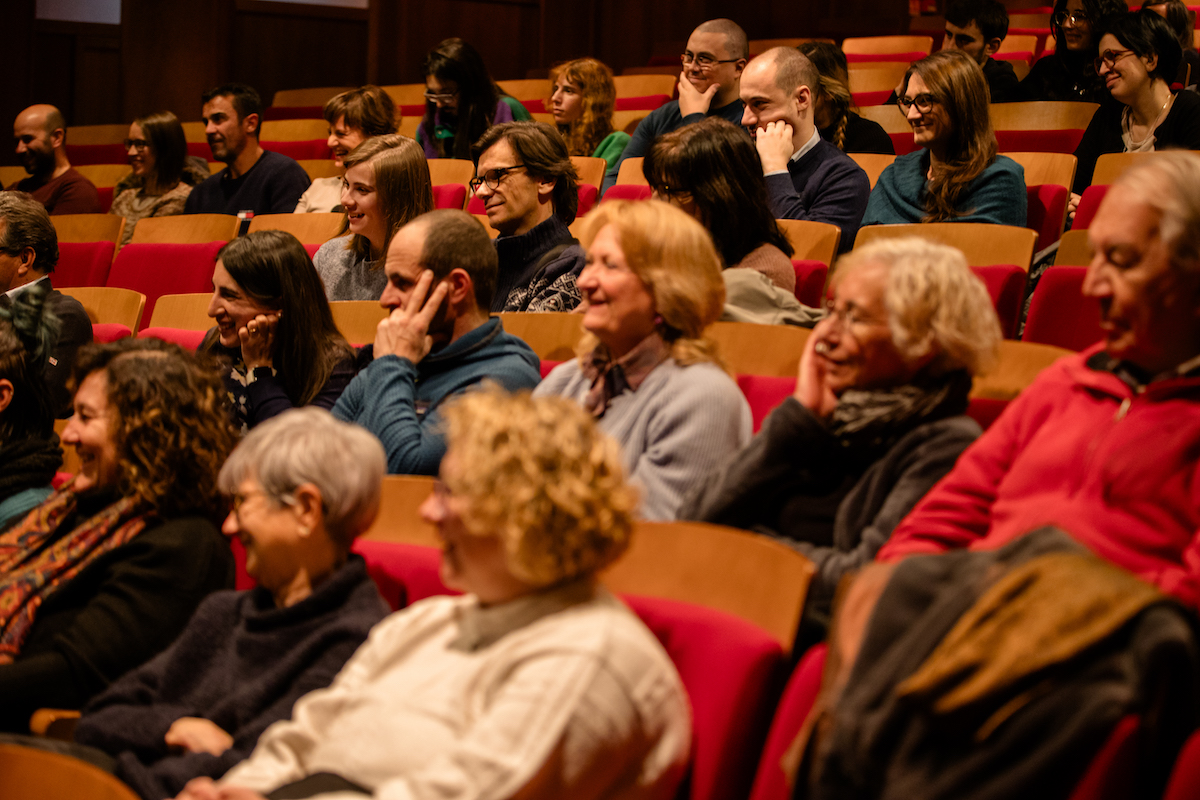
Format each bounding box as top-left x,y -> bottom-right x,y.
765,126 -> 822,177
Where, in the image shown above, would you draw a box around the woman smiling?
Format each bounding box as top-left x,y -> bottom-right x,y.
109,111 -> 195,247
1018,0 -> 1129,100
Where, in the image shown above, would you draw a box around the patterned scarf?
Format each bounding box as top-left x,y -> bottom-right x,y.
827,369 -> 972,455
580,333 -> 671,417
0,479 -> 153,663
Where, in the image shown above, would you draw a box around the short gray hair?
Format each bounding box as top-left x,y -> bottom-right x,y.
0,192 -> 59,274
835,237 -> 1002,377
1110,151 -> 1200,276
218,408 -> 386,549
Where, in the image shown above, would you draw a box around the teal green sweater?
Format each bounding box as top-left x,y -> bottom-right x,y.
861,150 -> 1027,227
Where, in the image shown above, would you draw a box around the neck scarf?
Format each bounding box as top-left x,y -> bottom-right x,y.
827,369 -> 972,454
0,480 -> 153,663
580,333 -> 671,418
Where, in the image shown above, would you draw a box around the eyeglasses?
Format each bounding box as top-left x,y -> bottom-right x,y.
424,91 -> 457,103
822,300 -> 888,334
123,139 -> 149,151
1094,48 -> 1136,72
652,184 -> 692,203
897,93 -> 939,114
469,164 -> 527,193
680,52 -> 741,70
1052,10 -> 1090,27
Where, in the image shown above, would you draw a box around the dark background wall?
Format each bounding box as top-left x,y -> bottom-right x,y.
1,0 -> 914,165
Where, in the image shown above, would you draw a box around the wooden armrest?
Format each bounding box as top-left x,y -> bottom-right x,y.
30,708 -> 81,740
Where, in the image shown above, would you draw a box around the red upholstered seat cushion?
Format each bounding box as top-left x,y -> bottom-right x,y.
92,323 -> 132,343
262,140 -> 332,160
187,142 -> 213,160
432,184 -> 467,210
107,241 -> 224,329
352,540 -> 455,609
64,143 -> 128,166
749,643 -> 827,800
263,105 -> 324,120
852,90 -> 895,107
995,129 -> 1087,153
736,374 -> 796,433
136,327 -> 209,350
55,241 -> 116,287
1022,265 -> 1104,351
1027,183 -> 1069,251
969,265 -> 1028,339
615,94 -> 671,111
1067,714 -> 1141,800
791,260 -> 829,308
1163,729 -> 1200,800
846,51 -> 929,63
602,184 -> 652,202
96,187 -> 114,214
890,131 -> 919,155
1072,184 -> 1109,230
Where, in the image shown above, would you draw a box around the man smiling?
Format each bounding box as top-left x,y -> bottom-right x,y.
601,18 -> 749,193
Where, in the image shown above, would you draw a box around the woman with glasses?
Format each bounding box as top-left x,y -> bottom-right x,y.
1017,0 -> 1128,101
109,111 -> 202,247
71,409 -> 389,800
547,58 -> 631,171
860,50 -> 1027,227
1070,10 -> 1200,196
797,41 -> 896,155
534,199 -> 752,521
680,237 -> 1000,623
313,134 -> 434,301
418,38 -> 530,160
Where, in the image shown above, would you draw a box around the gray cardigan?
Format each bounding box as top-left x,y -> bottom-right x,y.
535,357 -> 752,521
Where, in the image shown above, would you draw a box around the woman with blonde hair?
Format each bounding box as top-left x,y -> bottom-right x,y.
534,199 -> 752,521
548,58 -> 631,171
313,134 -> 434,300
179,388 -> 690,800
682,237 -> 1001,621
861,50 -> 1026,226
797,41 -> 895,154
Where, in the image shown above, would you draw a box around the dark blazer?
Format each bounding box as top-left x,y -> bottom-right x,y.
0,278 -> 93,418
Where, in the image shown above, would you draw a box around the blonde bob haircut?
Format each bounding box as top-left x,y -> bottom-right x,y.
575,199 -> 726,368
1110,151 -> 1200,277
834,237 -> 1001,377
439,386 -> 637,587
340,134 -> 434,261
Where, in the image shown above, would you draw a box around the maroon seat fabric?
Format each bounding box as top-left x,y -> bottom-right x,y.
846,51 -> 929,63
735,374 -> 796,433
65,143 -> 128,166
1066,714 -> 1142,800
1022,265 -> 1103,351
889,131 -> 919,155
352,540 -> 454,610
615,94 -> 671,111
136,327 -> 209,350
852,90 -> 895,107
96,187 -> 115,213
264,105 -> 325,120
432,184 -> 467,210
749,643 -> 827,800
92,323 -> 132,343
601,184 -> 652,203
1026,183 -> 1069,251
304,243 -> 321,260
107,242 -> 224,329
187,142 -> 213,160
56,241 -> 116,287
1072,184 -> 1109,230
1163,729 -> 1200,800
995,129 -> 1087,154
400,104 -> 425,118
969,264 -> 1028,339
262,141 -> 332,161
792,260 -> 829,308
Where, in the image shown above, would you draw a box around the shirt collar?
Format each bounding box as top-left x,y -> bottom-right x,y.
450,577 -> 598,652
790,126 -> 822,163
4,274 -> 50,300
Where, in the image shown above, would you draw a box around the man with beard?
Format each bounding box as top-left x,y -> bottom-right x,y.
6,105 -> 101,215
184,83 -> 310,232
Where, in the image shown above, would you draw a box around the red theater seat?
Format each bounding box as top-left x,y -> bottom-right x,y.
601,184 -> 652,202
92,323 -> 132,343
1027,183 -> 1069,251
615,94 -> 671,111
846,51 -> 929,63
749,643 -> 827,800
353,540 -> 453,609
263,141 -> 332,161
736,374 -> 796,432
56,241 -> 116,287
264,105 -> 325,120
106,242 -> 223,329
791,260 -> 828,308
136,327 -> 208,350
1164,729 -> 1200,800
1022,266 -> 1103,351
432,184 -> 467,210
995,129 -> 1088,153
889,132 -> 919,155
65,143 -> 128,165
970,265 -> 1027,339
96,187 -> 115,214
1072,184 -> 1109,230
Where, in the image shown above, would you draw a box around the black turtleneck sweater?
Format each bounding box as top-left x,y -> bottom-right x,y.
491,215 -> 587,313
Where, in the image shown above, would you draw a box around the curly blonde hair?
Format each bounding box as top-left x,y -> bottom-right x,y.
834,237 -> 1002,377
575,199 -> 726,368
548,58 -> 617,158
440,387 -> 637,587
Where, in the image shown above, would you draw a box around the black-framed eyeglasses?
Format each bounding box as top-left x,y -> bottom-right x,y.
1094,48 -> 1135,72
424,91 -> 457,103
897,93 -> 939,114
469,164 -> 527,193
680,52 -> 741,69
123,138 -> 148,150
1052,10 -> 1090,27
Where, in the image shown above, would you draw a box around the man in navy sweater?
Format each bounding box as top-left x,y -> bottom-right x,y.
742,48 -> 870,252
601,19 -> 749,194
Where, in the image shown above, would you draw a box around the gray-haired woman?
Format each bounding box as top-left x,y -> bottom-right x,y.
680,237 -> 1002,621
72,408 -> 391,800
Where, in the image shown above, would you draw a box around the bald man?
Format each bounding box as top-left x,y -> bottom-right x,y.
6,105 -> 101,215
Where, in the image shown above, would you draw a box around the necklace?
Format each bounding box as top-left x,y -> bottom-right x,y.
1124,93 -> 1173,150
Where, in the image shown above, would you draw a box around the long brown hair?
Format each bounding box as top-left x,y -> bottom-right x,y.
340,134 -> 434,261
797,41 -> 856,151
902,50 -> 998,222
547,59 -> 617,157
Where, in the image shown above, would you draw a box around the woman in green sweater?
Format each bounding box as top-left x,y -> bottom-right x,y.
548,58 -> 631,172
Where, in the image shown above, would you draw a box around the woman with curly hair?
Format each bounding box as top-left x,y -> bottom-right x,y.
183,388 -> 690,800
0,338 -> 236,732
861,50 -> 1027,226
547,58 -> 631,171
797,41 -> 895,154
0,284 -> 61,530
203,230 -> 357,431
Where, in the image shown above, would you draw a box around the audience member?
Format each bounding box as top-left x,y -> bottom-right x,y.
861,50 -> 1026,226
109,111 -> 194,247
535,200 -> 752,520
0,285 -> 60,530
471,121 -> 587,311
0,338 -> 235,732
201,231 -> 357,432
740,47 -> 871,251
797,41 -> 896,154
680,238 -> 1000,618
0,192 -> 92,417
314,134 -> 434,301
1070,10 -> 1200,195
73,409 -> 389,800
332,210 -> 540,475
1017,0 -> 1129,101
879,152 -> 1200,609
184,84 -> 311,228
941,0 -> 1020,102
6,104 -> 101,214
1143,0 -> 1198,86
295,85 -> 398,214
179,388 -> 690,800
645,117 -> 820,325
419,38 -> 529,160
603,19 -> 750,192
548,58 -> 631,171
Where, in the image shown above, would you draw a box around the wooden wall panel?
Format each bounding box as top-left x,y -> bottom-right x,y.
0,0 -> 36,165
